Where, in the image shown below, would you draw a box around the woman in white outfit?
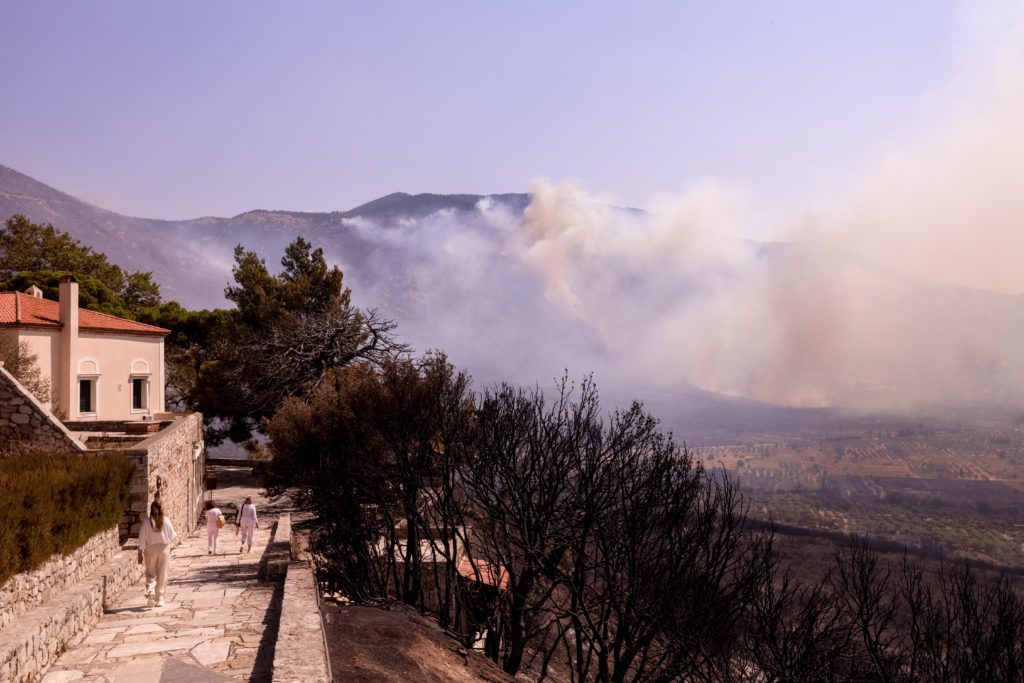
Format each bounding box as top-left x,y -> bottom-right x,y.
138,500 -> 177,607
205,500 -> 224,554
238,496 -> 259,553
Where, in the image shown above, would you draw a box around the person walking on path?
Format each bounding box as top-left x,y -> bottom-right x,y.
205,500 -> 225,554
138,500 -> 178,607
238,496 -> 259,553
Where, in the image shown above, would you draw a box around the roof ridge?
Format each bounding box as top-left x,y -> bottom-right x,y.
0,290 -> 169,335
77,305 -> 169,332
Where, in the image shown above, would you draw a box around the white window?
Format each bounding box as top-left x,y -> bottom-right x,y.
78,378 -> 97,415
131,377 -> 149,411
130,359 -> 152,414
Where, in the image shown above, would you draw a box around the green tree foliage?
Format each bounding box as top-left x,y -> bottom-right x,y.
2,270 -> 138,320
196,236 -> 404,443
0,451 -> 134,585
0,217 -> 400,444
137,301 -> 233,414
265,353 -> 473,604
0,214 -> 161,318
0,335 -> 51,406
225,237 -> 348,327
0,213 -> 231,420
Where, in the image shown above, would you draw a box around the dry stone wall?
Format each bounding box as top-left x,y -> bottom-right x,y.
0,366 -> 83,453
0,526 -> 119,630
121,450 -> 148,539
0,535 -> 142,683
0,369 -> 205,681
120,413 -> 204,538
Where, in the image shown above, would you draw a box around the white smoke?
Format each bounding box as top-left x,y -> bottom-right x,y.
335,173 -> 1023,414
323,6 -> 1024,414
810,3 -> 1024,296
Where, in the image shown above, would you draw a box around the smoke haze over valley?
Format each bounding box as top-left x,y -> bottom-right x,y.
3,162 -> 1024,433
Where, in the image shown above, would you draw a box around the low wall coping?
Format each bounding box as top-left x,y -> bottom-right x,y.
121,412 -> 202,455
262,514 -> 292,582
271,519 -> 331,683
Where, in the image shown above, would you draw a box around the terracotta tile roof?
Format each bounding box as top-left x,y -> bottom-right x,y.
0,292 -> 169,336
457,556 -> 508,590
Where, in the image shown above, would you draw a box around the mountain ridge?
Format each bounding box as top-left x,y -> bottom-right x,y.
3,162 -> 1024,423
0,163 -> 530,306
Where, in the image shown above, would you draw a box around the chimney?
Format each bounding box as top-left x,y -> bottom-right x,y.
58,275 -> 79,418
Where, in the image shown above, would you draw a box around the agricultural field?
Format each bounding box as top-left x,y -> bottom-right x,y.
701,417 -> 1024,567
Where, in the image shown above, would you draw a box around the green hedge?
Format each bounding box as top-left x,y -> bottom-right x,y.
0,452 -> 134,586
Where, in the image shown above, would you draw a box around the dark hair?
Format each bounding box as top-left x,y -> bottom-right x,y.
205,500 -> 214,510
149,500 -> 164,532
244,496 -> 253,505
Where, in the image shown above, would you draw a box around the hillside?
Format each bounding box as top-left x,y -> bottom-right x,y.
322,602 -> 513,683
0,164 -> 529,309
3,163 -> 1024,430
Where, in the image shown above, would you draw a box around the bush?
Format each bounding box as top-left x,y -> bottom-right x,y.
0,451 -> 134,586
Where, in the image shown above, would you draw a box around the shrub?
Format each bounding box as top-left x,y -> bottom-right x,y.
0,451 -> 134,586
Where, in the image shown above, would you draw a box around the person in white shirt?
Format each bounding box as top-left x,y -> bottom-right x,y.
137,500 -> 178,607
205,500 -> 224,554
238,496 -> 259,554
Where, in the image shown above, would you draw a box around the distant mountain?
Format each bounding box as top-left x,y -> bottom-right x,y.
342,191 -> 531,219
3,163 -> 1024,432
0,164 -> 529,307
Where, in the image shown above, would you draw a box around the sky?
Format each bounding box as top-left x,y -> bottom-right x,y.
0,1 -> 991,219
4,0 -> 1024,410
5,0 -> 1024,295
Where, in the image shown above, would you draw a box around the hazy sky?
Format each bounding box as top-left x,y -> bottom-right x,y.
0,1 -> 1002,220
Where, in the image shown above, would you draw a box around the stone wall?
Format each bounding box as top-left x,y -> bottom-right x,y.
0,365 -> 83,453
0,526 -> 119,630
0,535 -> 143,683
272,519 -> 331,683
120,413 -> 205,539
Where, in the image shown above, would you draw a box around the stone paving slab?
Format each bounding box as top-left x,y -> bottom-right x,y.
41,466 -> 283,683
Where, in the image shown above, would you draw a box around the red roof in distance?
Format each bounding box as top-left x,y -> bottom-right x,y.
456,556 -> 509,591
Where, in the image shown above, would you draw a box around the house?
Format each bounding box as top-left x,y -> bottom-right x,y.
0,276 -> 169,421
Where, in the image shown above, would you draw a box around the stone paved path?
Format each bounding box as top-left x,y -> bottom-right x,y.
42,466 -> 285,683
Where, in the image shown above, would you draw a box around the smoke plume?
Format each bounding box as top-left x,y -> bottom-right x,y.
282,9 -> 1024,415
813,6 -> 1024,296
335,170 -> 1024,415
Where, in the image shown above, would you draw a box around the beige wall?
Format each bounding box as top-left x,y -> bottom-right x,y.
14,328 -> 59,406
6,328 -> 164,422
74,333 -> 165,422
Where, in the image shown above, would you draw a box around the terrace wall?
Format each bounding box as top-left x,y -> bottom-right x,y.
0,365 -> 83,453
0,540 -> 142,683
0,526 -> 119,630
119,412 -> 205,538
0,372 -> 204,680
